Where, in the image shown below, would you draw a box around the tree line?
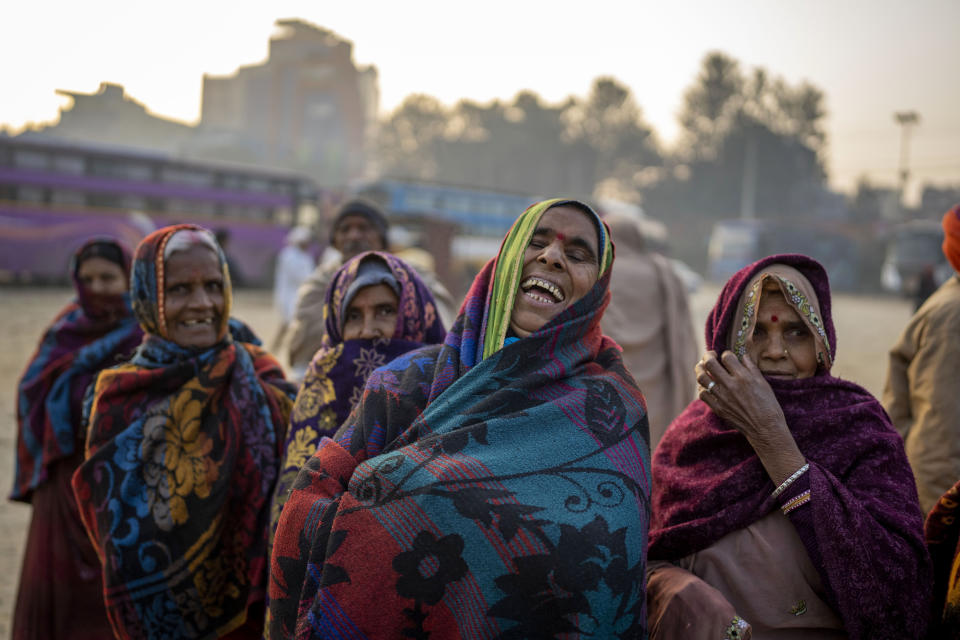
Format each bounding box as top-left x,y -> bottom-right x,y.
374,50 -> 829,239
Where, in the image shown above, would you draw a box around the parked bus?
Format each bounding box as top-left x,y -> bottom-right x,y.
0,137 -> 321,285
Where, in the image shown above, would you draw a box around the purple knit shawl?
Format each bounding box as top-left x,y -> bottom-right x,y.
650,254 -> 932,638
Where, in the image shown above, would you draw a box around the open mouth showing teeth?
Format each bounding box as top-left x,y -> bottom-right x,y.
520,277 -> 564,303
182,319 -> 214,327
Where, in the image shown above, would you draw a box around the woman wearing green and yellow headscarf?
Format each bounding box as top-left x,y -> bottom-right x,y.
269,199 -> 651,638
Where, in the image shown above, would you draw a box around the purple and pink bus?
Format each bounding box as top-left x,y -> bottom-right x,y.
0,137 -> 322,286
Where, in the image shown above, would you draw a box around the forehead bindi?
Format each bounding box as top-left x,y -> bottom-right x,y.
758,293 -> 800,323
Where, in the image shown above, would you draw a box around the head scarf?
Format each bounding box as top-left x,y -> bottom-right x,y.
650,253 -> 931,637
942,204 -> 960,273
725,262 -> 833,370
269,199 -> 650,639
339,255 -> 402,321
271,251 -> 446,530
12,238 -> 142,502
131,225 -> 231,343
71,224 -> 296,639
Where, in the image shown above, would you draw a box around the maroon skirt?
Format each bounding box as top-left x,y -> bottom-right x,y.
12,453 -> 113,640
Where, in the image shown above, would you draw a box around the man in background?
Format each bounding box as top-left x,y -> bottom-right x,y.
286,199 -> 389,377
602,214 -> 698,451
884,203 -> 960,513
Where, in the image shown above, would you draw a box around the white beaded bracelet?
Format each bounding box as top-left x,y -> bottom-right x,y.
771,462 -> 810,499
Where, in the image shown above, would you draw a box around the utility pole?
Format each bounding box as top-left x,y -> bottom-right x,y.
894,111 -> 920,217
740,125 -> 757,220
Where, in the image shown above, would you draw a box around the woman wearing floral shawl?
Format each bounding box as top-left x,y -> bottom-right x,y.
269,199 -> 651,639
270,250 -> 446,529
72,224 -> 297,639
647,254 -> 932,639
11,238 -> 143,639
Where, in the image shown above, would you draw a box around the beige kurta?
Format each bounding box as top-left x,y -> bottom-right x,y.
883,274 -> 960,513
603,216 -> 698,449
648,512 -> 846,639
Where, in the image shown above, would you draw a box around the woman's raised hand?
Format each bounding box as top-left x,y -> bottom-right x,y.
695,350 -> 805,487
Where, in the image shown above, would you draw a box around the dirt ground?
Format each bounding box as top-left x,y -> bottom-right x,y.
0,284 -> 915,635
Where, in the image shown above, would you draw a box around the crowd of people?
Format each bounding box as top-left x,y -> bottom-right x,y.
9,198 -> 960,639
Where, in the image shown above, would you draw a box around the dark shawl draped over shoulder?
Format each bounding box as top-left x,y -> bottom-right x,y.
649,253 -> 932,639
271,251 -> 446,531
270,199 -> 651,639
12,238 -> 142,502
72,224 -> 297,640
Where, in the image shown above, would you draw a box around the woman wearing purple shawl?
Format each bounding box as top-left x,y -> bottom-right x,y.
269,251 -> 446,529
647,254 -> 932,639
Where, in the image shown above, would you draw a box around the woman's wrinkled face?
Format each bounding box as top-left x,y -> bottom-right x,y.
77,257 -> 127,296
745,284 -> 818,379
163,245 -> 225,349
342,284 -> 399,341
510,206 -> 600,338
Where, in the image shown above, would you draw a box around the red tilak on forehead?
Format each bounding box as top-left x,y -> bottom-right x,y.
771,314 -> 779,323
556,232 -> 567,241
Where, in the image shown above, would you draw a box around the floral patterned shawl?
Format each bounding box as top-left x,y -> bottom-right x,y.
650,254 -> 932,638
269,199 -> 651,639
271,251 -> 446,532
71,224 -> 296,640
12,238 -> 142,502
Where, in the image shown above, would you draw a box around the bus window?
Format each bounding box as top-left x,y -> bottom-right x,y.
14,150 -> 48,170
161,167 -> 214,188
53,155 -> 85,175
244,177 -> 270,193
51,189 -> 85,206
88,193 -> 148,210
17,186 -> 44,203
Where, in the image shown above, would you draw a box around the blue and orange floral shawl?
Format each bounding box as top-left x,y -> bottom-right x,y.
72,224 -> 296,640
12,238 -> 142,502
269,199 -> 651,639
271,251 -> 446,531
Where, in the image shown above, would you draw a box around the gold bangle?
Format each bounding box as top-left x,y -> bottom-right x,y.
782,489 -> 812,515
771,462 -> 810,498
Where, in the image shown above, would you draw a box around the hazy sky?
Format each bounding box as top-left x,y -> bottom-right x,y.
3,0 -> 958,202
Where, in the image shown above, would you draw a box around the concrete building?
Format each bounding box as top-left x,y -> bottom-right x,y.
200,19 -> 378,187
22,82 -> 193,153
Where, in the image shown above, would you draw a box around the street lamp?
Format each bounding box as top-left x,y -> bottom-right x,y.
894,110 -> 920,215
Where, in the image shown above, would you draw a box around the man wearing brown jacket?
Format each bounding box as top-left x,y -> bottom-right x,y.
883,203 -> 960,513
